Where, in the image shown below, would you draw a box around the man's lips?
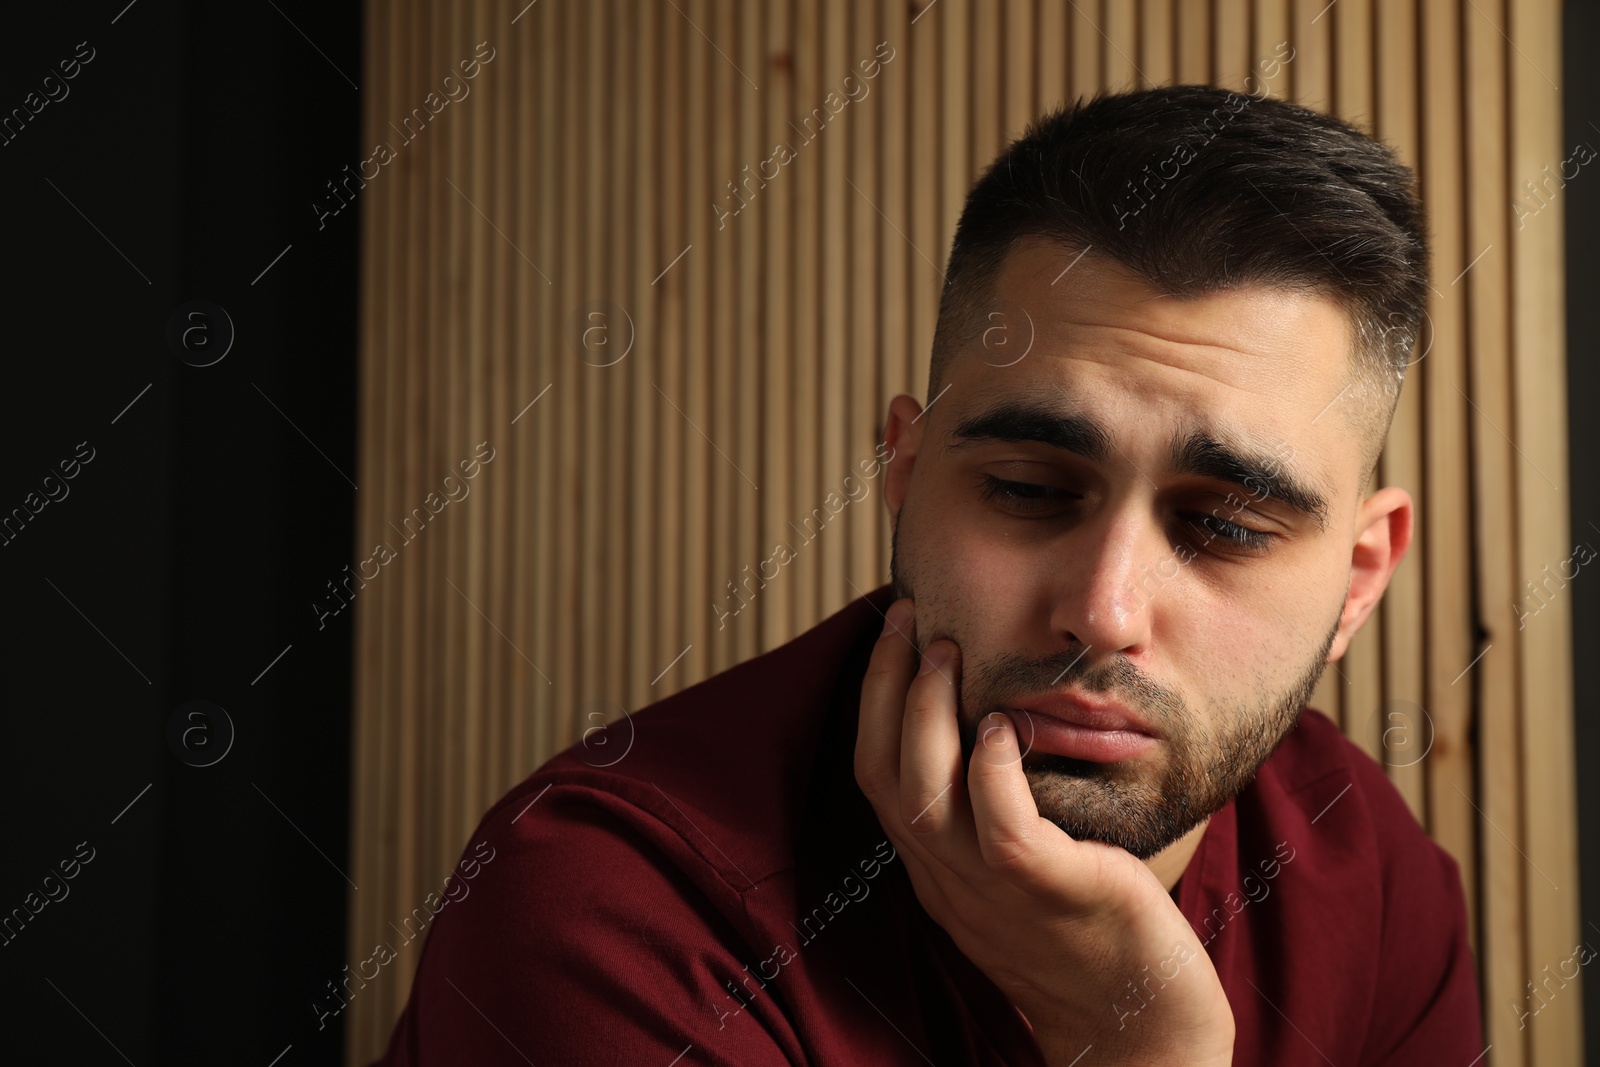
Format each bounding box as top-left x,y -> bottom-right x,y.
1010,691 -> 1159,736
1003,691 -> 1159,763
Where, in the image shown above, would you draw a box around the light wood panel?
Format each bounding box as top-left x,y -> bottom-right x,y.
1419,0 -> 1479,963
1466,0 -> 1528,1061
1510,0 -> 1581,1062
346,3 -> 1577,1064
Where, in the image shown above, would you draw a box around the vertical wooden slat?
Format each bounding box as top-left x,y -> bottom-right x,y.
851,0 -> 885,596
1252,0 -> 1290,99
1004,0 -> 1036,134
733,1 -> 764,666
940,0 -> 971,375
683,0 -> 712,686
1176,0 -> 1209,84
1464,0 -> 1526,1060
386,0 -> 426,1028
479,5 -> 505,814
1288,0 -> 1330,108
578,0 -> 599,741
759,0 -> 794,645
1212,0 -> 1250,91
1070,0 -> 1101,106
459,0 -> 486,832
552,0 -> 577,756
1335,0 -> 1375,135
485,0 -> 511,810
1418,0 -> 1479,953
820,0 -> 848,614
1511,0 -> 1581,1060
411,0 -> 438,955
512,0 -> 541,779
655,1 -> 686,692
1038,0 -> 1067,107
606,0 -> 635,763
1139,0 -> 1174,87
709,0 -> 738,675
628,0 -> 662,711
1104,0 -> 1137,90
792,0 -> 820,635
346,1 -> 386,1055
535,0 -> 560,762
582,0 -> 608,727
434,0 -> 459,858
972,2 -> 1001,188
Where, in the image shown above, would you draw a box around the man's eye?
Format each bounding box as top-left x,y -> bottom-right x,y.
977,475 -> 1076,513
978,476 -> 1276,554
1185,513 -> 1274,554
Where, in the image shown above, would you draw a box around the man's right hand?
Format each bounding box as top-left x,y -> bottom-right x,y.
853,597 -> 1235,1066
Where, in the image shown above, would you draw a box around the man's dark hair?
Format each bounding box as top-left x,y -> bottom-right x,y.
929,84 -> 1431,492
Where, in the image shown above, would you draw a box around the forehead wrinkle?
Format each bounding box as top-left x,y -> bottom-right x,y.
1034,321 -> 1297,394
993,253 -> 1340,387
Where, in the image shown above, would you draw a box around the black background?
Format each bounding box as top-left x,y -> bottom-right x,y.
0,1 -> 360,1062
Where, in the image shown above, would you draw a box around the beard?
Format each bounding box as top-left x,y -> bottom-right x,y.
888,522 -> 1339,860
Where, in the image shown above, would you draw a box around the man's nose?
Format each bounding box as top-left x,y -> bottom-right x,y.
1049,505 -> 1170,658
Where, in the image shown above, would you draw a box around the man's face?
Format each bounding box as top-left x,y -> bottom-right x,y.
884,238 -> 1401,861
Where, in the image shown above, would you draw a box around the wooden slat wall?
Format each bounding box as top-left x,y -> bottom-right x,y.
345,3 -> 1577,1064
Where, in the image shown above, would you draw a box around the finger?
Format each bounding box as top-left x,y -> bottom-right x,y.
853,597 -> 918,808
967,712 -> 1073,888
898,639 -> 972,847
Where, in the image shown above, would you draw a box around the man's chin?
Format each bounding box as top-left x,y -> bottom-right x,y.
1020,766 -> 1208,860
1034,813 -> 1198,861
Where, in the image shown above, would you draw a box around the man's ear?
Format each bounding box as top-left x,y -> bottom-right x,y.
1327,485 -> 1413,662
882,393 -> 925,533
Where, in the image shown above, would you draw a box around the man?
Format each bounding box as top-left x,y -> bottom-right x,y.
373,85 -> 1482,1065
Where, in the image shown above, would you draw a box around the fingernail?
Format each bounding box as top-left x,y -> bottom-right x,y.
919,641 -> 950,675
882,599 -> 910,636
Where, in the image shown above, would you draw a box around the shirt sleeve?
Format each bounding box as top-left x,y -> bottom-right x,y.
370,785 -> 809,1067
1356,771 -> 1485,1066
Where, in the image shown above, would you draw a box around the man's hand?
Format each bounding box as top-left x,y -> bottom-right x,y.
853,598 -> 1235,1067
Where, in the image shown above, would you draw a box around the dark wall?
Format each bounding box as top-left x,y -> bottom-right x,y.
0,2 -> 359,1063
1569,1 -> 1600,1062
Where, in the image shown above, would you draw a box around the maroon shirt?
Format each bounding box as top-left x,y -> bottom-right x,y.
372,583 -> 1483,1065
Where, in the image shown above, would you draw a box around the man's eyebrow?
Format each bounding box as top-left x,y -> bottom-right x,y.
946,401 -> 1112,464
1169,432 -> 1330,533
944,399 -> 1331,533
